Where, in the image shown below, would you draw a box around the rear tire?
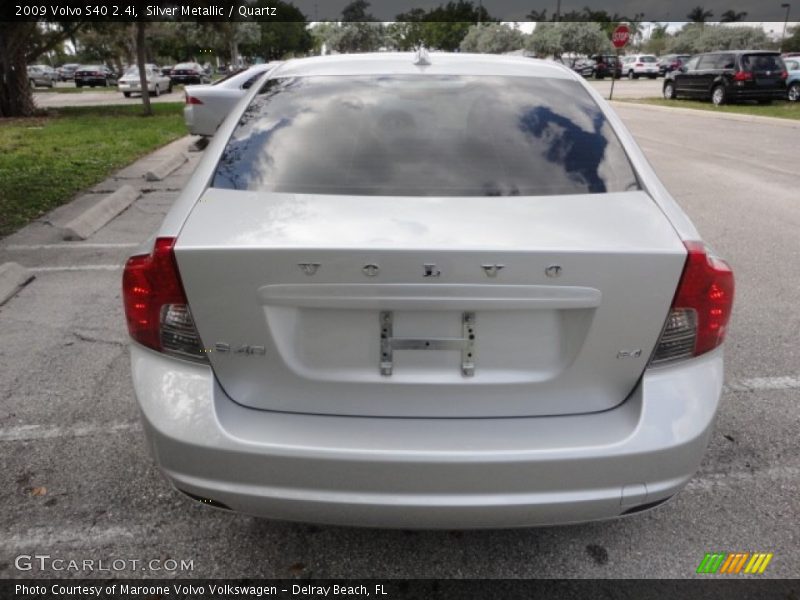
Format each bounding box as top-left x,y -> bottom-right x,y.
663,82 -> 676,100
711,85 -> 727,106
167,81 -> 173,93
123,92 -> 131,97
628,70 -> 635,80
789,82 -> 800,102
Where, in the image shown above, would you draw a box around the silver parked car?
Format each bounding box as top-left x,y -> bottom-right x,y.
123,52 -> 734,529
27,65 -> 56,88
118,65 -> 172,97
183,63 -> 279,136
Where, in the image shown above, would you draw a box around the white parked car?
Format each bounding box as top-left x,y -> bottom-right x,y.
622,54 -> 660,79
123,52 -> 734,529
183,64 -> 278,136
118,65 -> 172,97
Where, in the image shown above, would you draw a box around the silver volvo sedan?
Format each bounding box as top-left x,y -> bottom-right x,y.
123,52 -> 734,528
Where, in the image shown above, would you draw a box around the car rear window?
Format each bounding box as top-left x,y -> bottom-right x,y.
741,54 -> 784,72
640,56 -> 657,63
212,76 -> 639,197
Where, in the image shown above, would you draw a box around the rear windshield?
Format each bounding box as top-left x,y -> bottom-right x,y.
741,54 -> 784,72
212,75 -> 640,197
640,56 -> 657,62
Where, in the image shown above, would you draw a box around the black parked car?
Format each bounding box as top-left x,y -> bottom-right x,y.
658,54 -> 691,76
74,65 -> 118,87
663,51 -> 788,106
589,55 -> 622,79
169,62 -> 210,85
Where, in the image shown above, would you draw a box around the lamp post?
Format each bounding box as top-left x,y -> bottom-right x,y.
781,3 -> 792,52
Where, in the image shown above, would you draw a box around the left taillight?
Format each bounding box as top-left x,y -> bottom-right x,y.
122,237 -> 207,362
185,92 -> 203,105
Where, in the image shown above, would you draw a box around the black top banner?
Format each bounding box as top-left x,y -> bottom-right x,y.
2,0 -> 796,22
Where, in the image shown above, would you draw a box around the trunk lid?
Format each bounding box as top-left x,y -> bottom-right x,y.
175,189 -> 686,418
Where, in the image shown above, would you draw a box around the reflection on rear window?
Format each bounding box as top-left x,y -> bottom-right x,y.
212,75 -> 640,197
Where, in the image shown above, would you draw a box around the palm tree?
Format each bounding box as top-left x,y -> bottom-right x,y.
687,6 -> 714,23
720,9 -> 747,22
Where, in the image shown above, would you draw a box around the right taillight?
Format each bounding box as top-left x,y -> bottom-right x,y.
122,237 -> 207,362
733,70 -> 753,81
650,241 -> 734,365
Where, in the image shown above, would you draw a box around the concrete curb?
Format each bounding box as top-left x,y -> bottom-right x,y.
0,262 -> 34,306
61,185 -> 140,241
612,100 -> 800,129
145,152 -> 188,181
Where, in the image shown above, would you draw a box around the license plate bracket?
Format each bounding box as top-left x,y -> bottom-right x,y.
379,311 -> 475,377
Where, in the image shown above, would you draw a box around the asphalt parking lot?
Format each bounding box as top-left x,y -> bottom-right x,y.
33,81 -> 184,108
0,103 -> 798,579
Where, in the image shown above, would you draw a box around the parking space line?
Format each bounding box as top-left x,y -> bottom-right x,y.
5,243 -> 139,250
28,265 -> 122,272
0,422 -> 139,442
2,525 -> 137,550
725,376 -> 800,392
686,465 -> 800,492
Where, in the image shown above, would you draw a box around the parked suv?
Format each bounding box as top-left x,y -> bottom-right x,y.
663,51 -> 788,105
784,56 -> 800,102
622,54 -> 660,79
590,54 -> 622,79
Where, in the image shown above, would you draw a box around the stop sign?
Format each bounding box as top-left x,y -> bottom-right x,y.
612,24 -> 631,49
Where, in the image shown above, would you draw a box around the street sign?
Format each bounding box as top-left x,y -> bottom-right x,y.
608,24 -> 630,101
612,24 -> 631,49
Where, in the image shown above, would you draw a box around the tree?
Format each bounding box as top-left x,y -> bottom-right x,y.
526,21 -> 611,61
335,23 -> 385,52
783,25 -> 800,53
135,22 -> 152,117
341,0 -> 375,22
0,21 -> 83,117
394,1 -> 495,51
687,6 -> 714,23
312,22 -> 385,53
526,9 -> 548,21
459,23 -> 526,53
720,10 -> 748,22
73,23 -> 135,73
245,1 -> 312,60
668,24 -> 769,54
644,23 -> 670,55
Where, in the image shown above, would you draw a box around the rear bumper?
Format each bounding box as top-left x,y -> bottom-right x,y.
183,105 -> 210,136
728,87 -> 787,100
131,345 -> 723,529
